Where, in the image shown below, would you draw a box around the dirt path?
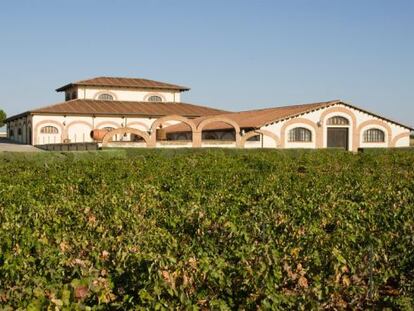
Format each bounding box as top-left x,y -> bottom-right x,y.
0,138 -> 43,152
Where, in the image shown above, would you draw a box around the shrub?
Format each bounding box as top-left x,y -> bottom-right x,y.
0,149 -> 413,309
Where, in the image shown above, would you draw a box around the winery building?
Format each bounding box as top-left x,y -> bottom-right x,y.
5,77 -> 412,151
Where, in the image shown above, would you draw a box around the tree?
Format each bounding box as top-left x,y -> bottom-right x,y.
0,109 -> 6,128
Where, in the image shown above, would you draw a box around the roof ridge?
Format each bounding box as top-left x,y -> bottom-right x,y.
56,76 -> 190,92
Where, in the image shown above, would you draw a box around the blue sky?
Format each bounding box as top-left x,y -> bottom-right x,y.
0,0 -> 413,127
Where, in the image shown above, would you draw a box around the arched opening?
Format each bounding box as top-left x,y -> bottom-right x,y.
148,95 -> 163,102
65,121 -> 93,143
150,116 -> 196,147
363,128 -> 385,143
39,125 -> 61,144
34,120 -> 64,145
98,93 -> 114,101
101,127 -> 150,148
288,127 -> 312,142
40,126 -> 59,134
241,130 -> 279,148
326,116 -> 350,150
197,117 -> 241,147
327,116 -> 350,126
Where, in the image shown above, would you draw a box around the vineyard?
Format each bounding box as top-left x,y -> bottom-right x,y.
0,149 -> 413,309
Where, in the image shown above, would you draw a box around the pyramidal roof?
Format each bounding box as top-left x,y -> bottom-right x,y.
56,76 -> 190,92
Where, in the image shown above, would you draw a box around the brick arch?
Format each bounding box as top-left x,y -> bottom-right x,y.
391,132 -> 410,147
319,106 -> 357,151
95,121 -> 122,129
102,127 -> 150,147
126,121 -> 150,130
196,116 -> 241,147
34,120 -> 64,145
63,120 -> 94,141
357,120 -> 392,147
240,129 -> 279,148
149,115 -> 196,147
280,118 -> 318,148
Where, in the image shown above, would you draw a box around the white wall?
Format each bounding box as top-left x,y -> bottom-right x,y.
31,115 -> 183,145
261,103 -> 410,149
20,103 -> 412,149
76,87 -> 181,102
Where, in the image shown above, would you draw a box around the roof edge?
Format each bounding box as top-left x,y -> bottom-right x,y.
339,101 -> 414,131
5,111 -> 31,122
56,83 -> 191,92
262,100 -> 413,131
55,77 -> 191,92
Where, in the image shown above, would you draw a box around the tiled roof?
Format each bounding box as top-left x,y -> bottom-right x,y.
165,100 -> 339,132
6,100 -> 227,121
165,100 -> 414,132
56,77 -> 190,92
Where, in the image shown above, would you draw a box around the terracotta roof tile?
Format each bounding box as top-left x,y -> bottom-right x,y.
56,77 -> 190,92
165,100 -> 339,132
27,99 -> 227,117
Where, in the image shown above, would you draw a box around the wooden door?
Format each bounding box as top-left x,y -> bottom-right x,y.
327,128 -> 349,150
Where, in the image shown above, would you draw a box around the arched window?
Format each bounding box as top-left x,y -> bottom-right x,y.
40,126 -> 59,134
17,128 -> 22,135
98,93 -> 114,101
363,128 -> 385,143
9,129 -> 14,137
327,116 -> 349,125
148,95 -> 163,102
288,127 -> 312,142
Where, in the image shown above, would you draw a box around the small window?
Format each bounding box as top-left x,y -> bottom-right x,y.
148,95 -> 163,102
288,127 -> 312,142
98,93 -> 114,101
65,92 -> 71,101
9,129 -> 14,137
363,128 -> 385,143
17,128 -> 22,135
327,116 -> 349,125
72,91 -> 77,100
40,126 -> 59,134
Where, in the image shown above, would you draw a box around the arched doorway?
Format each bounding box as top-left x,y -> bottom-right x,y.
326,116 -> 350,150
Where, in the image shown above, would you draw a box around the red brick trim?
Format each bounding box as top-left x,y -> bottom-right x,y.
240,129 -> 279,147
319,106 -> 357,151
391,132 -> 410,147
280,118 -> 318,148
197,117 -> 241,147
63,120 -> 94,142
102,127 -> 150,147
33,119 -> 64,145
149,115 -> 196,147
357,120 -> 392,147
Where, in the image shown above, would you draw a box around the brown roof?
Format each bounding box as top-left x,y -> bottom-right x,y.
165,100 -> 414,132
6,99 -> 227,121
56,77 -> 190,92
165,100 -> 338,132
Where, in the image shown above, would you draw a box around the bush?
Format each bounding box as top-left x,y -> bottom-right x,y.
0,149 -> 413,309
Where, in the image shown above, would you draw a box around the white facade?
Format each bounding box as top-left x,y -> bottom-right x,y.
66,86 -> 180,102
5,78 -> 412,150
260,103 -> 410,150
